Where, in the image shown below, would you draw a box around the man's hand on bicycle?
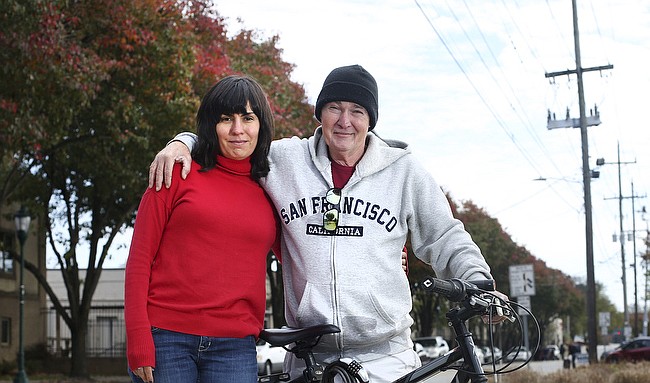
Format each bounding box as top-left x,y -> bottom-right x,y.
481,290 -> 514,324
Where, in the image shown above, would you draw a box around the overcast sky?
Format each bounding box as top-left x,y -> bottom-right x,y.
101,1 -> 650,314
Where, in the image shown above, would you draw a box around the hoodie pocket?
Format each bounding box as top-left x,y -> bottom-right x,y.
296,281 -> 411,348
295,282 -> 335,326
338,285 -> 403,347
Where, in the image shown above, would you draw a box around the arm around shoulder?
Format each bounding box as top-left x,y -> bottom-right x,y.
148,132 -> 196,190
172,131 -> 197,151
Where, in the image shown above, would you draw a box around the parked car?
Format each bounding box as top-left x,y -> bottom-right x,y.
600,346 -> 617,361
256,338 -> 286,375
537,345 -> 560,360
482,346 -> 503,363
503,345 -> 532,362
413,336 -> 450,361
547,345 -> 561,359
604,336 -> 650,363
414,342 -> 427,362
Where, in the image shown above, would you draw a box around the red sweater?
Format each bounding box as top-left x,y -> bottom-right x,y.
125,156 -> 279,369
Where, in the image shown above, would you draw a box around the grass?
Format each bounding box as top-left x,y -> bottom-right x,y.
499,362 -> 650,383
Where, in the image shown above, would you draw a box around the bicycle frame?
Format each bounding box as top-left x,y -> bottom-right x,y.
258,278 -> 519,383
394,289 -> 490,383
394,347 -> 463,382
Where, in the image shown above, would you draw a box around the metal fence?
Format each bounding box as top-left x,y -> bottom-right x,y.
46,306 -> 125,357
45,306 -> 276,358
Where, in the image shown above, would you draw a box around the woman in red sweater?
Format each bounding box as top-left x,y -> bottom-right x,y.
125,75 -> 279,383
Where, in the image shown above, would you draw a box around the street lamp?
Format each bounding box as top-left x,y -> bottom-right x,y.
13,206 -> 31,383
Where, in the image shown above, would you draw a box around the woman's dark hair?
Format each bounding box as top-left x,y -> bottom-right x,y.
193,75 -> 274,180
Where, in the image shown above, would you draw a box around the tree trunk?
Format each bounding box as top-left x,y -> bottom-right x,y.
419,294 -> 435,337
69,323 -> 90,378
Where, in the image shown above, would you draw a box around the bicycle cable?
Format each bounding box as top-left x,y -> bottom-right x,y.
482,294 -> 541,375
442,290 -> 541,379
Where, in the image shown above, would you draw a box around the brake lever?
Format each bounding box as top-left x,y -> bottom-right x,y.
482,294 -> 516,323
495,306 -> 516,323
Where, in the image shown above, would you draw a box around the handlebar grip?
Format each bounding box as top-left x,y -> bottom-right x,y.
421,277 -> 465,302
421,277 -> 495,302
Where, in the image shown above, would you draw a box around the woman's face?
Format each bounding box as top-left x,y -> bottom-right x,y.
216,102 -> 260,160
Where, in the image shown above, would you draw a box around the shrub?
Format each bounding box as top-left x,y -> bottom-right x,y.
499,362 -> 650,383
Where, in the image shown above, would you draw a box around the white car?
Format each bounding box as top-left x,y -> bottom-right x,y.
256,339 -> 286,375
414,336 -> 450,360
503,345 -> 532,362
482,346 -> 503,363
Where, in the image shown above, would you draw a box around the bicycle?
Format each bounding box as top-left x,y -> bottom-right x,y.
257,276 -> 538,383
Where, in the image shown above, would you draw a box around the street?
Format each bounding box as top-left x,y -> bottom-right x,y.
422,360 -> 564,382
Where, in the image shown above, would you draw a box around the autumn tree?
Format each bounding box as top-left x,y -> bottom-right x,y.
456,200 -> 622,349
456,200 -> 572,349
185,1 -> 314,139
1,0 -> 107,212
2,0 -> 317,376
407,195 -> 618,352
1,0 -> 202,377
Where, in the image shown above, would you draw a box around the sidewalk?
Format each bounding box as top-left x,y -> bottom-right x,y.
1,376 -> 130,383
423,360 -> 565,382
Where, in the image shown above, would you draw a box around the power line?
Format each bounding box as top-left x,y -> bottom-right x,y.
414,0 -> 544,176
460,0 -> 560,176
544,0 -> 575,61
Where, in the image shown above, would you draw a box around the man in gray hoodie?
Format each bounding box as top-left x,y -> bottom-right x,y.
149,65 -> 506,382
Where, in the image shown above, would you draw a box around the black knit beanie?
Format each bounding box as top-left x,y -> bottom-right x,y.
315,64 -> 379,130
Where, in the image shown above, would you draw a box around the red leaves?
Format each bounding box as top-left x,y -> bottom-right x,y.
0,99 -> 18,114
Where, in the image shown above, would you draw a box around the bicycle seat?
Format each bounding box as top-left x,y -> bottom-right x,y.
259,324 -> 341,347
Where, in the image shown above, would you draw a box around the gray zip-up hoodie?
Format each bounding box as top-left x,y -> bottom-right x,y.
176,128 -> 492,363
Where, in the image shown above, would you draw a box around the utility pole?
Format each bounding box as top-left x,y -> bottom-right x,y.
641,206 -> 649,337
602,143 -> 638,338
544,0 -> 613,364
630,183 -> 647,337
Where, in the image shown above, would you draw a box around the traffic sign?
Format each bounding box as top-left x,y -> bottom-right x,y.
598,312 -> 610,327
509,264 -> 535,296
517,295 -> 531,316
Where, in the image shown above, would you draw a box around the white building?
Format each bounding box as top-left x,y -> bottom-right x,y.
46,268 -> 126,357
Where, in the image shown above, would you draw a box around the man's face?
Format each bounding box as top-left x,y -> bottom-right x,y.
320,101 -> 370,163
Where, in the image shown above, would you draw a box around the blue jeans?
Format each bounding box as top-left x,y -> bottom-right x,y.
129,327 -> 257,383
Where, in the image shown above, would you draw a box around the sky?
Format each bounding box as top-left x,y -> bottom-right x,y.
99,0 -> 650,315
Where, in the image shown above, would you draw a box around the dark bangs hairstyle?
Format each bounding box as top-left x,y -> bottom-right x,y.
193,75 -> 274,180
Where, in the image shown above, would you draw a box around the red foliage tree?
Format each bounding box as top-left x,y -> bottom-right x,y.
2,0 -> 316,376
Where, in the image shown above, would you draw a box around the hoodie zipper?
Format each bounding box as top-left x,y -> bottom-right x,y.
330,234 -> 344,354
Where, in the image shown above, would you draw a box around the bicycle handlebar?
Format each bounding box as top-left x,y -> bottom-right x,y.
421,277 -> 494,302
